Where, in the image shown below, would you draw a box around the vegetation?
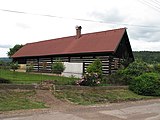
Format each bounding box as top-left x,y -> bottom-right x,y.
55,89 -> 154,105
0,78 -> 11,83
0,57 -> 12,63
76,59 -> 103,86
153,63 -> 160,73
1,51 -> 160,111
0,69 -> 77,84
0,90 -> 46,111
129,73 -> 160,96
109,59 -> 160,96
26,62 -> 34,72
0,60 -> 10,70
109,60 -> 150,85
7,44 -> 23,58
133,51 -> 160,64
52,60 -> 65,74
10,62 -> 19,72
86,58 -> 103,76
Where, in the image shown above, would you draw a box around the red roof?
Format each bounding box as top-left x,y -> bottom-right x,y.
12,28 -> 126,58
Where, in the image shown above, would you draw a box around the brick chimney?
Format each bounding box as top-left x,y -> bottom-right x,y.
75,26 -> 82,38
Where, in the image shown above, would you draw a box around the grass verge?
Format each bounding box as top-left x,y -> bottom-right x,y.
55,89 -> 156,105
0,69 -> 78,84
0,90 -> 46,111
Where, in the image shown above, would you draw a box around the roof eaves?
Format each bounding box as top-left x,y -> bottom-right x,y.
12,50 -> 115,58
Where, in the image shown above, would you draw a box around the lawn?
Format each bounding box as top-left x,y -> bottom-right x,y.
0,69 -> 78,84
0,90 -> 46,111
55,89 -> 156,105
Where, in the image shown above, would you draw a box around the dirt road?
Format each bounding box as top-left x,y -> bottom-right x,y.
1,98 -> 160,120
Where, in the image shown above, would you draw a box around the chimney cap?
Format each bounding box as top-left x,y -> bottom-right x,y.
75,26 -> 82,38
75,25 -> 82,30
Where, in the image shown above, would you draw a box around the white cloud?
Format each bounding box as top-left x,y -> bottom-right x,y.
0,44 -> 11,48
0,0 -> 160,57
131,40 -> 160,51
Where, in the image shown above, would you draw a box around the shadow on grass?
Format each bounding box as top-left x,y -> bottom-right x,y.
0,78 -> 11,83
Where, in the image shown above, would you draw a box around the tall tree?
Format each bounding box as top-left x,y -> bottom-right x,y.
7,44 -> 23,58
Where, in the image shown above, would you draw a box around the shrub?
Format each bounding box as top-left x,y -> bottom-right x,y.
109,69 -> 133,85
125,59 -> 150,76
108,60 -> 150,85
86,58 -> 103,77
76,59 -> 103,86
10,62 -> 19,72
76,73 -> 101,86
52,60 -> 65,74
26,63 -> 33,72
129,73 -> 160,96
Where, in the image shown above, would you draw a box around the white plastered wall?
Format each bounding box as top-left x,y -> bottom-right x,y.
62,62 -> 83,78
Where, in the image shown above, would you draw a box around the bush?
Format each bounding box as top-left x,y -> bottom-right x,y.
129,73 -> 160,96
26,63 -> 33,72
76,73 -> 101,86
76,59 -> 103,86
108,60 -> 150,85
52,60 -> 65,74
109,69 -> 133,85
10,62 -> 19,72
125,59 -> 150,76
86,58 -> 103,77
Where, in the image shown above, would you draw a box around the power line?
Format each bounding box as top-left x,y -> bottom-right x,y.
150,0 -> 160,6
0,9 -> 63,19
143,0 -> 160,10
0,8 -> 160,29
138,0 -> 160,13
153,0 -> 160,4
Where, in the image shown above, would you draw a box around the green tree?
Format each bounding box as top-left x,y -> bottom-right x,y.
7,44 -> 23,58
133,51 -> 160,64
153,64 -> 160,73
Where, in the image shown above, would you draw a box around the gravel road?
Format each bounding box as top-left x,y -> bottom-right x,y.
1,99 -> 160,120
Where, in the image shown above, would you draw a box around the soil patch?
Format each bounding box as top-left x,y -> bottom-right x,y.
35,90 -> 76,110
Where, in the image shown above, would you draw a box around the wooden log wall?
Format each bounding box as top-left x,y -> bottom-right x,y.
110,58 -> 122,74
82,56 -> 110,74
26,58 -> 39,72
39,58 -> 52,72
26,56 -> 122,75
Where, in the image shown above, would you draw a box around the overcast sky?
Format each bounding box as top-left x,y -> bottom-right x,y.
0,0 -> 160,57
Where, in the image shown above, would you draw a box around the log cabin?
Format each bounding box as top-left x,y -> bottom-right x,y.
12,26 -> 134,77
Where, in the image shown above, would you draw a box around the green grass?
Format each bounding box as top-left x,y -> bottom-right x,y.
55,89 -> 156,105
0,90 -> 46,111
0,69 -> 78,84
